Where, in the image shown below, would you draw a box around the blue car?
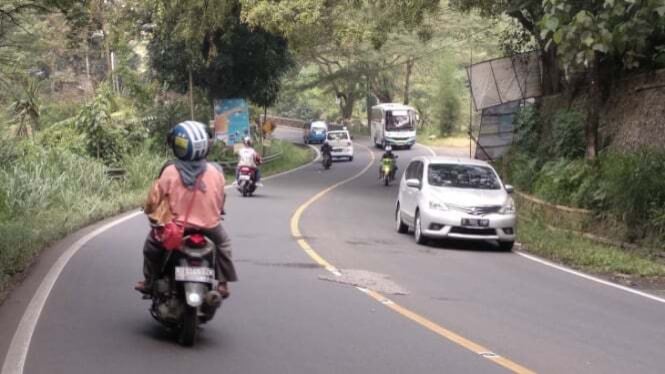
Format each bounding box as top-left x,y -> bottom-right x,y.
303,121 -> 328,144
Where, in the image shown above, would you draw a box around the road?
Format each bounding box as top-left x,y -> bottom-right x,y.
2,127 -> 665,374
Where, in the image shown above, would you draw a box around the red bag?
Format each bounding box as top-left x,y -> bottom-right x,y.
156,176 -> 201,251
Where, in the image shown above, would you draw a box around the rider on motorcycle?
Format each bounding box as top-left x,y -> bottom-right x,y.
321,139 -> 333,156
136,121 -> 238,298
236,136 -> 262,186
380,145 -> 398,179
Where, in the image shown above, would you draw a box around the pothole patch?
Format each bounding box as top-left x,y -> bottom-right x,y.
318,269 -> 409,295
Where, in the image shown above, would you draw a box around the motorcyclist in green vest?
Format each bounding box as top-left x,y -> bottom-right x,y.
380,145 -> 398,180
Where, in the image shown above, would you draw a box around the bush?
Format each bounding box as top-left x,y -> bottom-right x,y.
531,158 -> 597,207
513,106 -> 540,155
432,56 -> 462,135
37,122 -> 87,156
597,150 -> 665,239
549,110 -> 585,159
504,151 -> 541,192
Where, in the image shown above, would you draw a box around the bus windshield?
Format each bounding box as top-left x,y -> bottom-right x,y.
386,110 -> 414,131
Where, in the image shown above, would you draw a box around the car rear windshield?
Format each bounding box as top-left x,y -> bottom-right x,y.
428,164 -> 501,190
327,132 -> 349,141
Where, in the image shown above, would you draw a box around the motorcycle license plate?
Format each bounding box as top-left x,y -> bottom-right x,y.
461,218 -> 489,227
239,174 -> 251,181
175,267 -> 214,283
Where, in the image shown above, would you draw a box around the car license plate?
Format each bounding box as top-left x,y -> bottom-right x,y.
175,267 -> 214,283
333,148 -> 343,152
461,218 -> 489,227
239,174 -> 251,180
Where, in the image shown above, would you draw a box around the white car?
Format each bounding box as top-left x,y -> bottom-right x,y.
395,156 -> 516,250
326,130 -> 354,161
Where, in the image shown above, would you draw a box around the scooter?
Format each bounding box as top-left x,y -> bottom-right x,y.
237,166 -> 258,197
144,231 -> 222,346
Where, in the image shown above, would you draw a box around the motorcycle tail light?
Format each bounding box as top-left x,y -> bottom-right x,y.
239,166 -> 251,173
186,234 -> 207,248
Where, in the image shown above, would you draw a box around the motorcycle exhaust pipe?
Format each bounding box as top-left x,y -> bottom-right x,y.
205,290 -> 222,307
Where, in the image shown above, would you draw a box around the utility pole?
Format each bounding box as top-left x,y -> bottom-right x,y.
188,68 -> 195,120
468,37 -> 473,159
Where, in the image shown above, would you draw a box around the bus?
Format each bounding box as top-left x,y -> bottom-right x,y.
370,103 -> 418,149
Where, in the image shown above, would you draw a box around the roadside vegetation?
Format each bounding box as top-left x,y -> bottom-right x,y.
0,0 -> 315,300
450,1 -> 665,279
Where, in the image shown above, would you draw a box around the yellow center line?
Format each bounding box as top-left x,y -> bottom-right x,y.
289,144 -> 537,374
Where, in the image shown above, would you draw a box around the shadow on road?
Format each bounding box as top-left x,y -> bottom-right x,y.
420,239 -> 510,253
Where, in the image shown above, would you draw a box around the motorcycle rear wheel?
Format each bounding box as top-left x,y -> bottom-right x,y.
179,305 -> 198,346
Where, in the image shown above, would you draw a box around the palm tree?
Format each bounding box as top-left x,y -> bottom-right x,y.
8,77 -> 41,138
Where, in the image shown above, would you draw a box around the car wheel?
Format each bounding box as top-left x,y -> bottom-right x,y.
414,211 -> 427,245
395,205 -> 408,234
349,156 -> 353,162
499,241 -> 514,251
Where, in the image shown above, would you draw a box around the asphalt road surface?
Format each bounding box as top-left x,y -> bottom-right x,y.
2,127 -> 665,374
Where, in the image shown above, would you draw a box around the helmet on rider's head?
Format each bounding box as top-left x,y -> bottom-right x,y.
385,145 -> 393,152
167,121 -> 210,161
243,136 -> 253,147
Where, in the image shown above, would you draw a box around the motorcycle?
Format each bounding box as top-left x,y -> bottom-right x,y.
322,150 -> 333,170
144,231 -> 222,346
380,157 -> 397,186
237,166 -> 257,197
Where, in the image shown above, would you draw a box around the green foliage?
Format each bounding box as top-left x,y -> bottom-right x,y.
507,148 -> 665,245
514,106 -> 541,155
148,1 -> 295,106
504,151 -> 542,192
596,150 -> 665,239
37,122 -> 87,156
519,215 -> 665,277
540,0 -> 665,71
531,158 -> 596,207
75,84 -> 127,165
549,110 -> 585,159
7,76 -> 41,136
432,54 -> 462,135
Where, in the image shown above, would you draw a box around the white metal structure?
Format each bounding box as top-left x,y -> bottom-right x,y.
395,156 -> 516,250
370,103 -> 418,149
326,130 -> 354,161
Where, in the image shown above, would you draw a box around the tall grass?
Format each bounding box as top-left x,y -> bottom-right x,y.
0,142 -> 166,298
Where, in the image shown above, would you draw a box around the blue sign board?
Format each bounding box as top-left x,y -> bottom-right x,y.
214,99 -> 249,145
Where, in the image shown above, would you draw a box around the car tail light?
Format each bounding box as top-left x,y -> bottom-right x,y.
186,234 -> 207,248
347,141 -> 352,146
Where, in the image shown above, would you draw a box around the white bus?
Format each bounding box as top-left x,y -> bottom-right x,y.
370,103 -> 418,149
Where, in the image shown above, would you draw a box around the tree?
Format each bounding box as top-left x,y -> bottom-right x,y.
147,0 -> 294,108
8,76 -> 41,137
450,0 -> 563,95
240,0 -> 441,119
540,0 -> 665,159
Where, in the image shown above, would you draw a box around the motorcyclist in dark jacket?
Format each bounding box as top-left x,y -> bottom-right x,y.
321,140 -> 333,156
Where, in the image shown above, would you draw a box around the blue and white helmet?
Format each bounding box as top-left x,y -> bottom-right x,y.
168,121 -> 210,161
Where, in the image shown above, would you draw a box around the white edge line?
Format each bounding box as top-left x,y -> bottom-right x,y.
2,137 -> 318,374
515,250 -> 665,304
416,143 -> 436,157
1,211 -> 142,374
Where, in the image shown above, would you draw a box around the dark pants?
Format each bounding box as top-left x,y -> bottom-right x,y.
143,223 -> 238,287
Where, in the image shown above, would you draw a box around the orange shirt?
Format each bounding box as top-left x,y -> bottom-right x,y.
157,163 -> 225,229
